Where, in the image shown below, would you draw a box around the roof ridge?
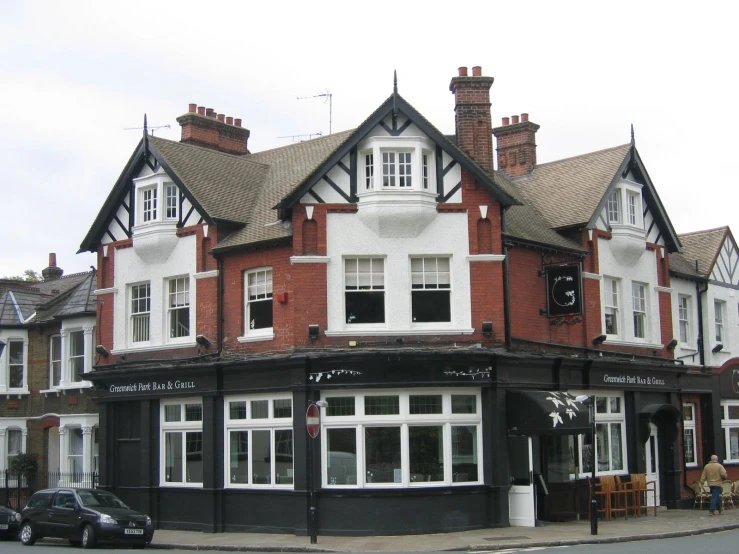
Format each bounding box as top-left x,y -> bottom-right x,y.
534,143 -> 631,169
150,135 -> 271,169
678,226 -> 729,238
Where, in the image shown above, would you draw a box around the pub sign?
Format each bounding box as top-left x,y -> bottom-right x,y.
543,263 -> 583,317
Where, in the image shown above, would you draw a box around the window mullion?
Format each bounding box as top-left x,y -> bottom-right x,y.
400,423 -> 409,486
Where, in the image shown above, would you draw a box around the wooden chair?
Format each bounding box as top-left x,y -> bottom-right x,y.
630,473 -> 658,517
617,475 -> 641,517
721,481 -> 735,510
692,480 -> 710,509
600,476 -> 628,520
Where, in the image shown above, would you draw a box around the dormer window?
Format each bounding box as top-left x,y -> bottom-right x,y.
359,136 -> 435,193
134,173 -> 179,226
606,181 -> 644,230
626,191 -> 639,226
607,191 -> 621,223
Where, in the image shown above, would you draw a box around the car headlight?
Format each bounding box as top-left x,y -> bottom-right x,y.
12,512 -> 21,522
146,516 -> 152,526
99,514 -> 118,524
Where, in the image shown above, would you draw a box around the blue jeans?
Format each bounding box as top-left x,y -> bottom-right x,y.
710,485 -> 722,513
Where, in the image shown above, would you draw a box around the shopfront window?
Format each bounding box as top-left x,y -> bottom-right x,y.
722,402 -> 739,463
574,392 -> 626,476
322,389 -> 481,487
161,399 -> 203,486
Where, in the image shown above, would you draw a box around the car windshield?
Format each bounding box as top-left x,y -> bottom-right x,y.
77,490 -> 129,509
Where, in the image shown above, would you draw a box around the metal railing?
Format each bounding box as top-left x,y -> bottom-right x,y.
1,471 -> 98,510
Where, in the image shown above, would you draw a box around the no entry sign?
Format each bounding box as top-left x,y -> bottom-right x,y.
306,403 -> 320,438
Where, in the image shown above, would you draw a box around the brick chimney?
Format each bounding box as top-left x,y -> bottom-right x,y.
492,113 -> 540,177
176,104 -> 250,155
42,253 -> 63,281
449,66 -> 495,173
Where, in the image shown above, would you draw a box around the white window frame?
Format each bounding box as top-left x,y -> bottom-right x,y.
43,322 -> 95,392
1,337 -> 28,393
224,394 -> 294,489
410,256 -> 452,326
604,277 -> 620,337
678,295 -> 691,345
0,420 -> 27,473
242,268 -> 273,341
165,183 -> 178,220
715,300 -> 726,344
166,276 -> 191,342
320,388 -> 482,488
422,152 -> 430,190
50,334 -> 61,388
572,392 -> 627,477
68,330 -> 85,383
364,153 -> 374,190
683,403 -> 698,467
141,185 -> 157,223
626,191 -> 640,226
344,257 -> 386,326
130,282 -> 151,344
160,398 -> 204,487
358,136 -> 436,194
721,402 -> 739,463
632,282 -> 647,340
607,191 -> 621,223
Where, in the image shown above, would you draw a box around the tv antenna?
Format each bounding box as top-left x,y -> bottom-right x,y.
277,132 -> 323,142
124,123 -> 171,136
297,89 -> 332,134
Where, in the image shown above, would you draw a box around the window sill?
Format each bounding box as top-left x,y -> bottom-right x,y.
326,327 -> 475,337
2,390 -> 30,399
113,341 -> 197,355
237,332 -> 275,343
159,482 -> 203,488
599,338 -> 664,349
40,384 -> 93,397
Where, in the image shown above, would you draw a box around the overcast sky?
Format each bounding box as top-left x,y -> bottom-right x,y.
1,1 -> 736,278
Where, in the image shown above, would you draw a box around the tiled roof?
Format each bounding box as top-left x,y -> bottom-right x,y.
0,271 -> 91,325
671,227 -> 729,278
149,136 -> 270,226
513,144 -> 631,229
214,130 -> 354,250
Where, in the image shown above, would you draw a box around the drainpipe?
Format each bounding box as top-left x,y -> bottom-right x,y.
217,255 -> 224,351
501,206 -> 512,349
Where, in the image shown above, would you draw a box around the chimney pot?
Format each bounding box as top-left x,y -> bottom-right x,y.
217,113 -> 225,122
472,66 -> 482,77
512,115 -> 520,124
188,103 -> 197,113
502,117 -> 510,126
226,116 -> 233,125
206,108 -> 215,118
458,66 -> 468,77
197,106 -> 205,115
49,253 -> 57,267
521,113 -> 529,122
234,118 -> 242,127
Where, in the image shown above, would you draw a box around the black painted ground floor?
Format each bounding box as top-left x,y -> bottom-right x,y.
85,349 -> 717,535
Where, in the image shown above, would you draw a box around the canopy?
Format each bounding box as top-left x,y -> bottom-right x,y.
507,390 -> 591,436
638,403 -> 681,444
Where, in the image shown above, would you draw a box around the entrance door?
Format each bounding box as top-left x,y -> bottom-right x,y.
645,423 -> 660,506
508,435 -> 536,527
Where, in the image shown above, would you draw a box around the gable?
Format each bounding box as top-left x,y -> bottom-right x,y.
710,233 -> 739,287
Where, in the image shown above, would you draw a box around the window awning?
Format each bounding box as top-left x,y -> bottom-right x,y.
507,390 -> 591,436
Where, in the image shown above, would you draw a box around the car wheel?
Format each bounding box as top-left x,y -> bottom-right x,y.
81,524 -> 97,549
20,522 -> 36,546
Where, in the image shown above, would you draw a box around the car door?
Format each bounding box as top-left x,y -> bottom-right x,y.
47,490 -> 79,539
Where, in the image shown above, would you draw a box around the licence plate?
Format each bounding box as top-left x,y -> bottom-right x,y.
0,524 -> 7,530
124,528 -> 144,535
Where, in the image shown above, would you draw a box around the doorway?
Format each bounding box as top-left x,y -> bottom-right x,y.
508,435 -> 535,527
645,423 -> 660,506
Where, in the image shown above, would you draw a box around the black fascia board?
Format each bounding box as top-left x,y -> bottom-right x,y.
629,146 -> 682,253
79,140 -> 220,253
276,94 -> 519,212
79,139 -> 147,253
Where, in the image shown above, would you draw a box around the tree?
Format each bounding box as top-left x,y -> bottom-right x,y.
8,452 -> 38,478
2,269 -> 41,282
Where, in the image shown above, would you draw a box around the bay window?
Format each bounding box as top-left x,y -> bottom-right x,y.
321,389 -> 481,488
225,395 -> 293,488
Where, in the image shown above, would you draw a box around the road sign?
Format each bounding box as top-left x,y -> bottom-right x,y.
306,403 -> 320,438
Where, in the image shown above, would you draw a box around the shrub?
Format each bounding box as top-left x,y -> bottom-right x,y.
8,452 -> 38,477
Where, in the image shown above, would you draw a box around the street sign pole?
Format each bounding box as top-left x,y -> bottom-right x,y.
306,403 -> 321,544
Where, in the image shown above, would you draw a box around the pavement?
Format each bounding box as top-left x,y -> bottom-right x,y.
134,507 -> 739,552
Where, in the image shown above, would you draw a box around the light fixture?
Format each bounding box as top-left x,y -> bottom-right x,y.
481,321 -> 493,337
712,343 -> 724,353
0,340 -> 5,358
313,400 -> 329,408
196,335 -> 211,348
95,345 -> 109,357
308,325 -> 320,340
665,338 -> 678,351
592,334 -> 607,345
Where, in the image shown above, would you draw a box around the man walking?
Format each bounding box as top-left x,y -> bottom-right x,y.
700,454 -> 728,515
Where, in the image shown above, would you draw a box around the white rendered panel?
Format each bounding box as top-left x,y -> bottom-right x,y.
102,192 -> 131,245
711,239 -> 739,286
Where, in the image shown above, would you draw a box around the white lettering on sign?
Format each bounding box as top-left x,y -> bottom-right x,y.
108,380 -> 197,394
602,374 -> 667,387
